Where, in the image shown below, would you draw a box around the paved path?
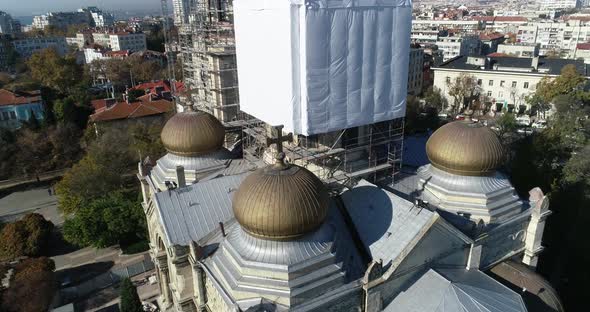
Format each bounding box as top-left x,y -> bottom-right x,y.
0,187 -> 62,225
52,246 -> 149,271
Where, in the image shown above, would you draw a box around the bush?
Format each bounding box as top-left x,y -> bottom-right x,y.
1,257 -> 57,312
120,278 -> 143,312
0,213 -> 54,260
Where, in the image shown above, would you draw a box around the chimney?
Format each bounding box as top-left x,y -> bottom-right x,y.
532,56 -> 539,70
176,165 -> 186,187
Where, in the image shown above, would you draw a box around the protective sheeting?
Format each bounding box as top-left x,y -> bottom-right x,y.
234,0 -> 412,135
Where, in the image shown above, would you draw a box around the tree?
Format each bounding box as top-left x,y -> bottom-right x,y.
423,86 -> 448,112
446,73 -> 480,114
53,96 -> 93,128
535,65 -> 587,104
128,57 -> 163,84
495,112 -> 517,140
1,257 -> 57,312
0,213 -> 54,260
128,123 -> 166,160
62,193 -> 146,248
27,48 -> 83,94
120,278 -> 143,312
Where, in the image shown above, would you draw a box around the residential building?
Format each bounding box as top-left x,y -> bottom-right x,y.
83,47 -> 130,64
0,11 -> 20,35
0,89 -> 44,130
65,32 -> 94,49
32,11 -> 91,30
574,42 -> 590,62
12,37 -> 68,58
516,20 -> 590,58
408,47 -> 425,95
85,7 -> 114,28
171,0 -> 190,26
89,92 -> 173,134
479,33 -> 505,55
497,43 -> 540,58
412,20 -> 483,32
436,35 -> 482,62
0,35 -> 14,70
432,55 -> 589,113
540,0 -> 580,10
109,32 -> 147,52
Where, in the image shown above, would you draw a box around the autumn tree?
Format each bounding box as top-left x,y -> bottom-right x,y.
120,278 -> 143,312
27,48 -> 83,94
1,257 -> 57,312
423,86 -> 448,112
446,73 -> 480,114
535,64 -> 587,103
128,56 -> 163,84
495,112 -> 517,140
128,123 -> 167,160
0,213 -> 54,260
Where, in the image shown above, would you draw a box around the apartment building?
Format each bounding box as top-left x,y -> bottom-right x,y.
412,20 -> 483,32
437,35 -> 482,62
91,32 -> 146,52
433,55 -> 589,113
539,0 -> 580,10
517,20 -> 590,58
408,48 -> 424,95
0,11 -> 20,35
33,11 -> 90,30
497,43 -> 540,58
12,37 -> 68,58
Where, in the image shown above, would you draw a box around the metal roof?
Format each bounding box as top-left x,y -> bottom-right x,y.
154,173 -> 247,246
340,179 -> 437,266
384,268 -> 528,312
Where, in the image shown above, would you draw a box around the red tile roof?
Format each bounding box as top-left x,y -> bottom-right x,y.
487,52 -> 510,57
0,89 -> 42,107
470,16 -> 527,23
90,95 -> 173,122
479,32 -> 505,40
130,80 -> 186,94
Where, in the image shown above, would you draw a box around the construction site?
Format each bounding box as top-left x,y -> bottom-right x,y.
167,0 -> 407,186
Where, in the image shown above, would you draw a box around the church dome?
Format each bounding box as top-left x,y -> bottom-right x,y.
426,120 -> 504,176
232,156 -> 330,240
160,108 -> 225,156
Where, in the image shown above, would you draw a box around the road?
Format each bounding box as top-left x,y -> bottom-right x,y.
0,186 -> 63,225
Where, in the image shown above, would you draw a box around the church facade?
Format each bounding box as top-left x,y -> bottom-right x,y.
137,108 -> 562,312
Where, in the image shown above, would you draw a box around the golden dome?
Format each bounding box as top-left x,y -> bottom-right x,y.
232,156 -> 330,241
426,121 -> 504,176
160,108 -> 225,156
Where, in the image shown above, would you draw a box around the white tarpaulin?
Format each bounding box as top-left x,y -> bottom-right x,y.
234,0 -> 412,135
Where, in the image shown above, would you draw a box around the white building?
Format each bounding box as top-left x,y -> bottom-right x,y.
408,48 -> 424,95
172,0 -> 190,26
91,32 -> 146,52
109,32 -> 147,52
432,55 -> 589,113
497,43 -> 540,58
412,20 -> 483,32
540,0 -> 580,10
32,11 -> 90,30
436,35 -> 482,62
517,20 -> 590,57
65,33 -> 93,49
12,37 -> 68,58
0,11 -> 20,35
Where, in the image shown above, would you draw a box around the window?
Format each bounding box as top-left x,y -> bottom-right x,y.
2,112 -> 8,120
524,82 -> 529,89
500,80 -> 505,87
512,81 -> 517,88
498,91 -> 504,98
489,80 -> 494,86
487,91 -> 492,97
10,111 -> 16,119
477,79 -> 482,86
446,76 -> 451,83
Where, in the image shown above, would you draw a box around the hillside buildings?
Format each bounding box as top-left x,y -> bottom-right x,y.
32,7 -> 113,30
12,37 -> 68,58
0,11 -> 20,35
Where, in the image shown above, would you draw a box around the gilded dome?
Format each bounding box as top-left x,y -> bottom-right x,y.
160,108 -> 225,156
426,121 -> 504,176
232,157 -> 330,241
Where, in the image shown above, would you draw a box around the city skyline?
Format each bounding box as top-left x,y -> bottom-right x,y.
2,0 -> 165,16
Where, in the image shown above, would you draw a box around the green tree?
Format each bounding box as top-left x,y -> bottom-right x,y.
62,193 -> 146,248
120,278 -> 143,312
0,213 -> 54,260
423,86 -> 448,112
53,96 -> 93,128
495,112 -> 517,140
27,48 -> 83,94
128,123 -> 166,160
535,65 -> 587,103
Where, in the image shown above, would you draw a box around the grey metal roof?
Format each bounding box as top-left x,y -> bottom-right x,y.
384,268 -> 528,312
340,179 -> 437,266
435,55 -> 588,76
153,173 -> 247,246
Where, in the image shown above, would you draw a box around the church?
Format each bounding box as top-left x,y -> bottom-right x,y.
137,108 -> 563,312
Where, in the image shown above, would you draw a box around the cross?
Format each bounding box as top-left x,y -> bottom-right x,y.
266,125 -> 293,161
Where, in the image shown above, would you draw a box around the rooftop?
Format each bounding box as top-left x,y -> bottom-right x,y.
435,55 -> 589,76
89,94 -> 173,122
0,89 -> 42,107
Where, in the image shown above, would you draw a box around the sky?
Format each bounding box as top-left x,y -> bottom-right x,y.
2,0 -> 164,16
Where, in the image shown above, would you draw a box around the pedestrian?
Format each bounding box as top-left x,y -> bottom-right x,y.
48,188 -> 52,196
36,175 -> 40,182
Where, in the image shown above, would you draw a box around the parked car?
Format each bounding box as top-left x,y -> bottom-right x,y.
455,114 -> 466,120
516,116 -> 531,126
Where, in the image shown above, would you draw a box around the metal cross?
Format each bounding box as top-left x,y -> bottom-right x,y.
266,125 -> 293,155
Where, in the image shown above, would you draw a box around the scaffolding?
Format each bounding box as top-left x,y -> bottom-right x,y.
237,112 -> 406,187
179,0 -> 239,122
